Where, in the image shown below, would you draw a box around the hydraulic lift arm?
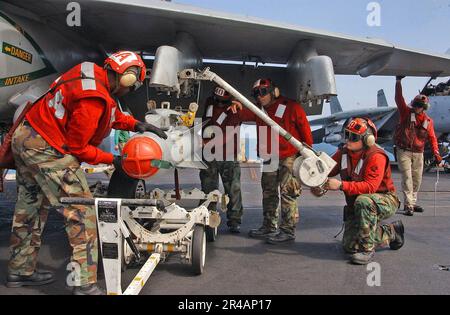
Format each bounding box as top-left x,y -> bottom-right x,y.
179,68 -> 337,188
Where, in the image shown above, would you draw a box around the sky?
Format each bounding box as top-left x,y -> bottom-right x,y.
174,0 -> 450,114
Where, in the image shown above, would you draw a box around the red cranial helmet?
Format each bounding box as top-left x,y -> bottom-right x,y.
104,51 -> 146,90
344,117 -> 377,147
252,78 -> 279,99
412,94 -> 430,110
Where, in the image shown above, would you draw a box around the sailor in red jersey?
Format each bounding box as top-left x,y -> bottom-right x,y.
394,76 -> 442,216
315,118 -> 404,265
200,87 -> 244,233
7,51 -> 166,294
236,79 -> 313,244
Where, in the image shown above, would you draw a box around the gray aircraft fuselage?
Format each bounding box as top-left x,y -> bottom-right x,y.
428,96 -> 450,137
0,8 -> 100,123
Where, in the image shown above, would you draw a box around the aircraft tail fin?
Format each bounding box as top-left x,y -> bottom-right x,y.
330,96 -> 343,114
377,89 -> 388,107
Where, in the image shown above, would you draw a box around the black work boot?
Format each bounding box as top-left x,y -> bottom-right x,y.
351,251 -> 375,265
6,270 -> 54,288
413,205 -> 424,213
228,223 -> 241,234
266,231 -> 295,245
389,220 -> 405,250
404,205 -> 414,217
248,226 -> 278,239
73,283 -> 105,295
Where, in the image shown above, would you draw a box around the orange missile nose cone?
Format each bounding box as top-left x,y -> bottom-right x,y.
121,136 -> 163,179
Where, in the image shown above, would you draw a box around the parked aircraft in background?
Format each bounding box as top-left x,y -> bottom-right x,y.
310,89 -> 396,145
2,0 -> 450,133
2,0 -> 450,177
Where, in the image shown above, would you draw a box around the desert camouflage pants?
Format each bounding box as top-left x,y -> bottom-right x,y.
343,192 -> 400,253
200,161 -> 243,226
8,122 -> 98,286
396,148 -> 424,207
261,155 -> 302,236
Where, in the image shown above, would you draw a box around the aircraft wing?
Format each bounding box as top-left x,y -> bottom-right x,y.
6,0 -> 450,77
310,107 -> 397,126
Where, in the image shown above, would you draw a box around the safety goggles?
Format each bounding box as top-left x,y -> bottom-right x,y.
412,101 -> 426,109
344,130 -> 363,142
252,87 -> 271,98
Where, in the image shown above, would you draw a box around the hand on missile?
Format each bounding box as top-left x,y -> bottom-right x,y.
310,186 -> 327,198
396,75 -> 406,81
325,178 -> 343,191
227,101 -> 243,114
135,121 -> 168,139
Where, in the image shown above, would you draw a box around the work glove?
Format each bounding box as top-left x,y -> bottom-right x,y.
310,186 -> 327,198
396,75 -> 406,81
135,121 -> 168,139
435,154 -> 443,164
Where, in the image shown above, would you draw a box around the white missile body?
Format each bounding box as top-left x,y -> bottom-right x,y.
124,106 -> 206,178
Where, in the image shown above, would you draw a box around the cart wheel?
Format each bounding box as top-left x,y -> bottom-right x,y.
191,224 -> 206,275
108,168 -> 146,199
121,239 -> 133,272
206,226 -> 218,242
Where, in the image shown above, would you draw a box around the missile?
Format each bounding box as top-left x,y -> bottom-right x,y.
121,106 -> 206,179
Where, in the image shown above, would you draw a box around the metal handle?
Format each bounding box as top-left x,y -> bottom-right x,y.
60,197 -> 163,207
202,68 -> 316,159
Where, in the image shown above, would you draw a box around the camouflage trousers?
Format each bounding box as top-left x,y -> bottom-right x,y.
343,192 -> 400,253
261,155 -> 302,236
200,160 -> 243,226
8,122 -> 98,286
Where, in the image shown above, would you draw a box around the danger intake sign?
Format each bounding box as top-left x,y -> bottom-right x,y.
2,42 -> 33,64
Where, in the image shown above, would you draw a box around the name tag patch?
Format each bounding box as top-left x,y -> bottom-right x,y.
341,154 -> 348,170
216,112 -> 227,126
275,104 -> 286,118
206,105 -> 213,118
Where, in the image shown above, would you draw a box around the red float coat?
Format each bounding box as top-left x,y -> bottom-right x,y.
202,97 -> 242,161
26,62 -> 138,165
394,81 -> 439,156
238,96 -> 313,160
329,145 -> 396,207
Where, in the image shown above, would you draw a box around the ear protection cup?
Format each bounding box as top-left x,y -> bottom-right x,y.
273,87 -> 280,99
119,68 -> 138,87
362,118 -> 377,147
364,134 -> 376,147
423,103 -> 430,111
